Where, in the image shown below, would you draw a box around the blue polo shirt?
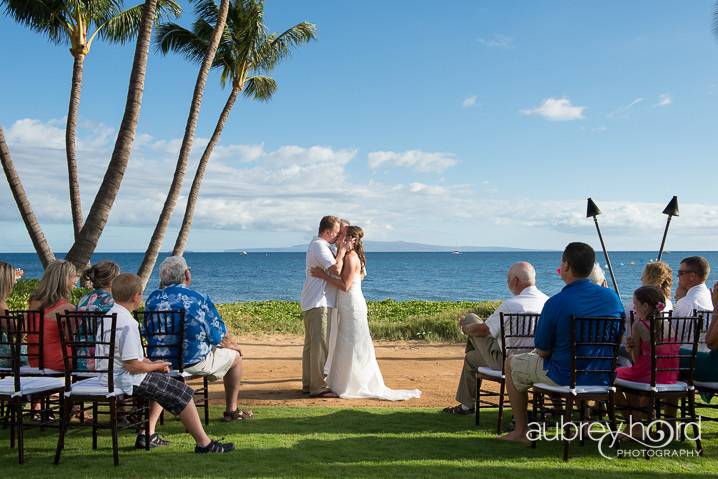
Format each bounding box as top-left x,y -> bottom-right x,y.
534,279 -> 624,386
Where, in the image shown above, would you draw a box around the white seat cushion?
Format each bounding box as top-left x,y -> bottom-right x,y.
534,382 -> 613,395
0,376 -> 65,398
477,367 -> 503,379
693,380 -> 718,391
615,378 -> 688,392
66,377 -> 123,398
0,366 -> 58,376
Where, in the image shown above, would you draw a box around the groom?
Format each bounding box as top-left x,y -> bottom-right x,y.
300,216 -> 347,398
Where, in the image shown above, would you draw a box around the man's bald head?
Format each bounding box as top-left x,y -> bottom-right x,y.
507,262 -> 536,294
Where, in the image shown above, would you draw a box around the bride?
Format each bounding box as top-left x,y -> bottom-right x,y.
310,226 -> 421,401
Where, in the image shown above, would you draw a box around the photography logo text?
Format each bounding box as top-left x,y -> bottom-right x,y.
527,417 -> 702,459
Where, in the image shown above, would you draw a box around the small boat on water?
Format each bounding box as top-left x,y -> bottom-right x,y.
240,251 -> 248,255
452,251 -> 462,255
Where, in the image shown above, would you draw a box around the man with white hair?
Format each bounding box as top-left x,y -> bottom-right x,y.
145,256 -> 250,422
442,262 -> 549,415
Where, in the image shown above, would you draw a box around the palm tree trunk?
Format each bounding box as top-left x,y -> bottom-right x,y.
137,0 -> 230,286
64,0 -> 159,271
172,85 -> 240,256
66,51 -> 85,239
0,127 -> 55,268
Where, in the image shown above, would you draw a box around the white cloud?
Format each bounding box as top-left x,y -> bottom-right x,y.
608,97 -> 643,118
3,118 -> 718,252
368,150 -> 458,173
462,95 -> 477,108
520,98 -> 585,121
477,34 -> 513,49
655,93 -> 672,107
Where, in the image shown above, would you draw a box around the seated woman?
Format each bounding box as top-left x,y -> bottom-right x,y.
27,260 -> 78,372
680,282 -> 718,388
77,261 -> 119,313
0,261 -> 22,367
75,261 -> 120,372
616,285 -> 679,437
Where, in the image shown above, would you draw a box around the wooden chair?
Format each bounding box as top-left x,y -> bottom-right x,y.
475,312 -> 540,433
614,313 -> 703,455
0,311 -> 65,464
531,315 -> 624,461
693,310 -> 718,423
134,310 -> 210,425
54,311 -> 150,466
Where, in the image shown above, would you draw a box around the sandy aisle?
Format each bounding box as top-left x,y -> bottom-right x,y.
193,335 -> 489,409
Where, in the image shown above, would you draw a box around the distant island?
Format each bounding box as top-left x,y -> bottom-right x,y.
226,241 -> 551,253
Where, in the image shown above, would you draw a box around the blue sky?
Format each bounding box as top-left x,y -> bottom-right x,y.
1,0 -> 718,252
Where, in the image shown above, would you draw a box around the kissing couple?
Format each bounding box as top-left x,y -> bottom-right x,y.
299,215 -> 421,401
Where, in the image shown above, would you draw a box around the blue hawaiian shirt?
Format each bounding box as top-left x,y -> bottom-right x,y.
144,284 -> 226,367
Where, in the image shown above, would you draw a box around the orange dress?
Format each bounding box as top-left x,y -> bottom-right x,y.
27,300 -> 75,372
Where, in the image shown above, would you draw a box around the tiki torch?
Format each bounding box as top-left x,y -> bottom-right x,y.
657,196 -> 679,261
587,198 -> 620,296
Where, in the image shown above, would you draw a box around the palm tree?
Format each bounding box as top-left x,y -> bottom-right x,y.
136,0 -> 232,286
2,0 -> 181,240
64,0 -> 160,270
152,0 -> 316,260
0,128 -> 56,268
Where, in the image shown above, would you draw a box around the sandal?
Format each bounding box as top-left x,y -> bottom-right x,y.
442,404 -> 475,415
222,408 -> 254,422
309,390 -> 339,398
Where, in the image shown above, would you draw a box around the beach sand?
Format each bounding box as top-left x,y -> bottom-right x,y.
196,335 -> 490,408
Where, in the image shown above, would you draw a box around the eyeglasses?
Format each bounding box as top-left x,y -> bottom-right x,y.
677,269 -> 696,277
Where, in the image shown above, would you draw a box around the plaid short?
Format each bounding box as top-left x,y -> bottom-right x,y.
133,372 -> 194,416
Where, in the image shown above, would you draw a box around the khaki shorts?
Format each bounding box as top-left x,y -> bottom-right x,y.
510,351 -> 558,392
184,347 -> 239,381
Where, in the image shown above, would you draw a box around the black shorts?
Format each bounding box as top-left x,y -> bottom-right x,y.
133,372 -> 194,416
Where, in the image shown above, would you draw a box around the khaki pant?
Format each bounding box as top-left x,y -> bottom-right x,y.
302,307 -> 328,394
455,334 -> 503,407
509,351 -> 558,392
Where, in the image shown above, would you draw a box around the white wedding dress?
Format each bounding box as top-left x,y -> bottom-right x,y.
326,271 -> 421,401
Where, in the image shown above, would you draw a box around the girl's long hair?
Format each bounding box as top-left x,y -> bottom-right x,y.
0,261 -> 15,305
30,260 -> 76,310
346,226 -> 366,276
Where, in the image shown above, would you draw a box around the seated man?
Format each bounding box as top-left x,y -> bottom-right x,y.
443,262 -> 548,415
500,242 -> 624,443
146,256 -> 250,422
673,256 -> 713,349
104,273 -> 233,453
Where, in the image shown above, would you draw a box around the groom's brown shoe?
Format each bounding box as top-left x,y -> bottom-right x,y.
309,389 -> 339,398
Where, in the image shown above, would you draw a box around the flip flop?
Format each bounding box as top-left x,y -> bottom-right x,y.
222,408 -> 254,421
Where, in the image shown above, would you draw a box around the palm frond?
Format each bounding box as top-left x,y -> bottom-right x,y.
243,75 -> 276,102
257,21 -> 316,71
2,0 -> 70,44
99,0 -> 181,44
191,0 -> 219,25
155,22 -> 209,63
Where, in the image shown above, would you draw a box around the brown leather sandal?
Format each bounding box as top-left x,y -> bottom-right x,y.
441,404 -> 474,415
222,408 -> 254,422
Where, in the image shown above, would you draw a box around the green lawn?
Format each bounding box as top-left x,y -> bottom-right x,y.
2,406 -> 717,478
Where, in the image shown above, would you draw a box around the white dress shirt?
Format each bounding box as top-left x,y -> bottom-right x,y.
300,237 -> 337,311
674,283 -> 714,351
484,285 -> 549,350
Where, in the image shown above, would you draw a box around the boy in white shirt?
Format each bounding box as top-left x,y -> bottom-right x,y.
106,273 -> 234,453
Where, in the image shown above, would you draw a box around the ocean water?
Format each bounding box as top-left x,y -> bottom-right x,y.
1,251 -> 716,303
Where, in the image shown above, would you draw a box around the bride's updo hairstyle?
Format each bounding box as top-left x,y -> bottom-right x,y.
346,226 -> 366,275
